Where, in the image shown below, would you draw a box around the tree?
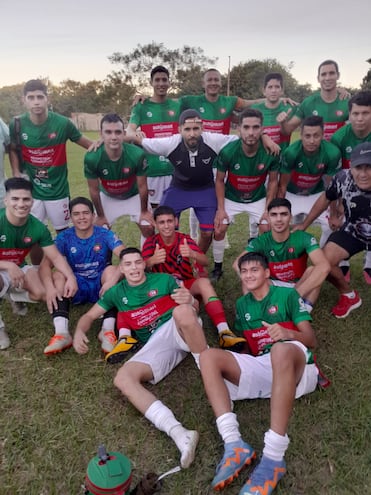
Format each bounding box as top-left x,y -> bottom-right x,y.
0,84 -> 24,122
108,42 -> 217,94
228,59 -> 312,101
361,58 -> 371,90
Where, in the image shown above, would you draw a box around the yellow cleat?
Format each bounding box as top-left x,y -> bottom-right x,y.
219,329 -> 246,352
105,336 -> 140,364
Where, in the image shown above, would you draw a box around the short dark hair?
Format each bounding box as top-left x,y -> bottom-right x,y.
267,198 -> 292,213
301,115 -> 324,130
5,177 -> 33,193
238,252 -> 269,271
150,66 -> 169,80
318,60 -> 339,76
263,72 -> 283,88
349,90 -> 371,111
179,109 -> 202,125
23,79 -> 48,96
69,196 -> 94,214
100,113 -> 124,129
203,68 -> 221,78
239,108 -> 263,125
119,247 -> 142,260
153,205 -> 176,220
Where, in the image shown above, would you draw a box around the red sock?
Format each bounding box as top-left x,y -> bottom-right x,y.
205,299 -> 227,327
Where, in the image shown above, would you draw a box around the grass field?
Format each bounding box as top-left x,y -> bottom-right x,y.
1,133 -> 371,494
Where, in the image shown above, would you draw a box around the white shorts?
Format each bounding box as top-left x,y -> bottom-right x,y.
100,192 -> 145,226
271,279 -> 295,289
225,340 -> 318,401
147,176 -> 172,205
286,192 -> 330,230
31,198 -> 70,230
128,317 -> 190,384
225,197 -> 266,233
0,265 -> 37,302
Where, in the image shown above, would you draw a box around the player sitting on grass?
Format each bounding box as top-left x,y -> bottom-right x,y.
39,197 -> 124,356
142,205 -> 245,351
73,247 -> 206,469
200,252 -> 319,494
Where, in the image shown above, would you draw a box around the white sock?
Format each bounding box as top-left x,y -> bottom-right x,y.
262,429 -> 290,461
144,400 -> 180,434
53,316 -> 69,335
101,317 -> 115,332
118,329 -> 131,339
216,412 -> 241,444
191,352 -> 200,370
217,323 -> 229,333
212,239 -> 226,264
189,208 -> 199,240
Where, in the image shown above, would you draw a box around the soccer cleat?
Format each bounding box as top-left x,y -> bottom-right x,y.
44,334 -> 73,355
363,268 -> 371,285
178,430 -> 199,469
331,291 -> 362,318
219,329 -> 246,352
210,265 -> 223,282
105,335 -> 140,364
340,265 -> 351,283
211,440 -> 256,491
98,329 -> 117,354
239,455 -> 286,495
0,325 -> 10,350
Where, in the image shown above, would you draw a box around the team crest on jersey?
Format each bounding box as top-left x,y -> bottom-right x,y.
148,289 -> 158,297
168,110 -> 175,116
317,163 -> 325,169
23,236 -> 32,244
102,169 -> 108,175
234,164 -> 240,170
288,247 -> 294,253
336,110 -> 344,116
122,168 -> 130,174
0,235 -> 6,242
71,247 -> 77,253
146,112 -> 153,118
244,313 -> 251,321
93,244 -> 101,252
48,132 -> 57,139
257,163 -> 265,171
22,133 -> 28,140
220,108 -> 226,114
268,305 -> 278,314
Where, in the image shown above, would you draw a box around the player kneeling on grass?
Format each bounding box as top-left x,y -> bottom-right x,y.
142,205 -> 245,351
200,252 -> 318,494
39,197 -> 125,356
0,178 -> 77,350
73,247 -> 207,469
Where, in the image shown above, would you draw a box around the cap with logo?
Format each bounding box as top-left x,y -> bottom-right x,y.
179,109 -> 202,125
350,142 -> 371,167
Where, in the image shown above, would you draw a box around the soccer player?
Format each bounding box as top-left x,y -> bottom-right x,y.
126,65 -> 180,208
0,178 -> 77,350
200,252 -> 318,494
293,142 -> 371,318
73,247 -> 206,469
132,109 -> 237,254
279,60 -> 349,141
142,205 -> 245,350
212,108 -> 280,280
251,72 -> 295,152
84,113 -> 153,246
39,197 -> 125,356
278,115 -> 341,246
234,198 -> 330,311
8,79 -> 92,232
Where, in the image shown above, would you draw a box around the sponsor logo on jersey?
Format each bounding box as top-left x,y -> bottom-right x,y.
103,169 -> 108,175
93,244 -> 101,252
298,162 -> 304,168
199,107 -> 205,113
122,297 -> 128,304
234,164 -> 240,170
270,250 -> 275,256
22,133 -> 28,140
268,305 -> 278,314
48,132 -> 57,139
346,146 -> 352,154
23,237 -> 32,243
0,235 -> 6,242
202,158 -> 212,164
148,289 -> 158,297
71,247 -> 77,253
244,312 -> 251,321
310,237 -> 317,245
312,110 -> 318,116
146,112 -> 153,118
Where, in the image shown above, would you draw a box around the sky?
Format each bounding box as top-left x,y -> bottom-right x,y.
1,0 -> 370,92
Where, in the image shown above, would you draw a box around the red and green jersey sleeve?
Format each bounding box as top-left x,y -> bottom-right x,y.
331,124 -> 371,169
84,143 -> 147,199
234,285 -> 311,355
9,112 -> 82,200
179,94 -> 238,134
98,272 -> 179,343
0,209 -> 53,266
251,101 -> 293,151
246,230 -> 319,282
216,140 -> 280,203
294,92 -> 348,141
281,139 -> 341,194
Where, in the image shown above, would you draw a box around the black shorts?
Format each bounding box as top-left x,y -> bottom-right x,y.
327,230 -> 368,258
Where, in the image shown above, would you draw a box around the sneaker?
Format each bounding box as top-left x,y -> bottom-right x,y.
239,455 -> 286,495
331,291 -> 362,318
105,335 -> 140,364
44,334 -> 73,355
4,293 -> 28,316
219,329 -> 246,352
210,266 -> 223,282
0,325 -> 10,350
98,329 -> 117,354
211,440 -> 256,491
340,265 -> 351,283
363,268 -> 371,285
178,430 -> 199,469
